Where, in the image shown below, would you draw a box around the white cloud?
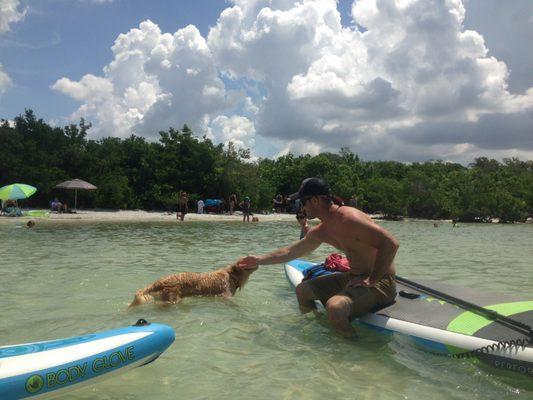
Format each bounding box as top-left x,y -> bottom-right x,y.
207,115 -> 256,150
274,139 -> 321,158
53,20 -> 239,138
287,0 -> 532,124
77,0 -> 114,4
0,0 -> 26,96
0,0 -> 26,34
52,0 -> 533,162
52,74 -> 114,101
0,64 -> 11,94
207,0 -> 533,160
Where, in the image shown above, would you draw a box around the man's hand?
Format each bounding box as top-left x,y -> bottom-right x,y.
237,255 -> 260,270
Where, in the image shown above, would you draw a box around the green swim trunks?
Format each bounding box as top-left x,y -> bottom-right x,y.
304,272 -> 396,319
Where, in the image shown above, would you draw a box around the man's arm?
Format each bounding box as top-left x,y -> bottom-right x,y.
357,219 -> 399,284
237,229 -> 322,269
344,216 -> 399,286
368,227 -> 399,284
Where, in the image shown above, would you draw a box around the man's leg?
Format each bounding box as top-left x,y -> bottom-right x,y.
327,280 -> 395,338
325,295 -> 357,338
295,281 -> 318,313
296,272 -> 349,314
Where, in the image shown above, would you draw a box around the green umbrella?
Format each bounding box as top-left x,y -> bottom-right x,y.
0,183 -> 37,200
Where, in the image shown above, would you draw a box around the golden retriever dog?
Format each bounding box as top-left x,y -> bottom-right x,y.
128,264 -> 258,307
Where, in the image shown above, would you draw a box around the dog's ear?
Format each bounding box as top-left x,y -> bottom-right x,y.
227,264 -> 240,273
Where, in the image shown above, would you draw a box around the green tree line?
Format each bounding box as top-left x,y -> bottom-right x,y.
1,110 -> 532,222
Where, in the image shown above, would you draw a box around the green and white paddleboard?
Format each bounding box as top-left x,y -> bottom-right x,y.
285,259 -> 533,378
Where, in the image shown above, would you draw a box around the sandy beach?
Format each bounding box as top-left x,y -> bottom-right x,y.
0,209 -> 442,224
0,209 -> 301,223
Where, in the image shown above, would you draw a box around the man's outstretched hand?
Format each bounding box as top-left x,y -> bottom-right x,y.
237,255 -> 260,270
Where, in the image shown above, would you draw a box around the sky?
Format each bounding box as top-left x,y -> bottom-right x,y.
1,0 -> 532,164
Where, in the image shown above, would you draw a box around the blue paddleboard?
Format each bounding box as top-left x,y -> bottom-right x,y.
0,320 -> 175,399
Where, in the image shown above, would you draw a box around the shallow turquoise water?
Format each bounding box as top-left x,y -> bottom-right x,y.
1,219 -> 532,399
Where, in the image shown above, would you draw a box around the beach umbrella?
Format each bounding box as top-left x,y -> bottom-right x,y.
55,179 -> 97,211
0,183 -> 37,200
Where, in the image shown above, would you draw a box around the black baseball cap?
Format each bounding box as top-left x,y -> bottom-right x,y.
289,178 -> 330,201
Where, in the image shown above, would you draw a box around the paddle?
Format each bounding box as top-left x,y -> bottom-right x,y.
396,275 -> 533,341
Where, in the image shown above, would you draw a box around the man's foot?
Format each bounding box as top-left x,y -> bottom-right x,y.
298,304 -> 317,314
337,330 -> 359,341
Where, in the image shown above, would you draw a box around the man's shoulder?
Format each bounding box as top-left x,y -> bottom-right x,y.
337,206 -> 374,225
336,205 -> 362,217
306,223 -> 325,240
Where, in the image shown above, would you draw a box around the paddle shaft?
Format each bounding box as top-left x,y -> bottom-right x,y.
396,275 -> 532,340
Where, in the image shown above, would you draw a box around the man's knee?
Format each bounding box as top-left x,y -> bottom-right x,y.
326,296 -> 352,321
296,282 -> 317,312
296,281 -> 313,299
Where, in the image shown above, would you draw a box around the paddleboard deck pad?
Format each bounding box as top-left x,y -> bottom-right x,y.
285,260 -> 533,377
0,320 -> 175,399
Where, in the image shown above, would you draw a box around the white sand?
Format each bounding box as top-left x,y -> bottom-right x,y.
0,209 -> 300,223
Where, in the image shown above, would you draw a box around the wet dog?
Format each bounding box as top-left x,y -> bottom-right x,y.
128,264 -> 258,307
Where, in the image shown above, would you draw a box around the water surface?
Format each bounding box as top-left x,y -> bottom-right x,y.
1,219 -> 532,399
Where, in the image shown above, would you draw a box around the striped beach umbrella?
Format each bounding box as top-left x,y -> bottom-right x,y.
0,183 -> 37,200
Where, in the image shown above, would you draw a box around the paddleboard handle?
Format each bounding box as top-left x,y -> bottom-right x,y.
133,318 -> 150,326
398,290 -> 421,299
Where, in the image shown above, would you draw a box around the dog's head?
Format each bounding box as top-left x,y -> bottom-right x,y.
226,263 -> 258,290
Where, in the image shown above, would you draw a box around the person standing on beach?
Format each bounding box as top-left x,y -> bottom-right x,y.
273,194 -> 282,213
296,208 -> 309,239
349,194 -> 358,208
229,193 -> 237,215
197,199 -> 205,214
236,177 -> 399,338
177,191 -> 189,221
240,196 -> 252,222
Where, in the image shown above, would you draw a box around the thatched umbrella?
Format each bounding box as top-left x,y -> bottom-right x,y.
55,179 -> 97,211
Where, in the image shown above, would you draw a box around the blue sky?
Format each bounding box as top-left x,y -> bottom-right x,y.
0,1 -> 229,119
1,0 -> 532,163
1,0 -> 358,120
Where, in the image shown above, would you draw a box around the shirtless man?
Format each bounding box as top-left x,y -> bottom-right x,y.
236,177 -> 399,337
177,191 -> 188,221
